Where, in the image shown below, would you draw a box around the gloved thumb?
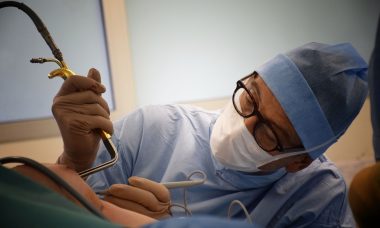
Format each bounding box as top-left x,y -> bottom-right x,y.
128,176 -> 170,203
102,177 -> 172,220
104,184 -> 169,212
87,68 -> 101,83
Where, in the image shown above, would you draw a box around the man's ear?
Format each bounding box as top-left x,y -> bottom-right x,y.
285,154 -> 313,173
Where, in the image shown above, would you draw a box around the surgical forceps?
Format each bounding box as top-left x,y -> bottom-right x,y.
0,1 -> 118,178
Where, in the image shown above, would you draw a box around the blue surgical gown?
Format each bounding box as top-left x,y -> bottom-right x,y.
87,104 -> 354,227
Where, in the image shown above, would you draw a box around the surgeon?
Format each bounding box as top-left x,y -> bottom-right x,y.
53,42 -> 368,227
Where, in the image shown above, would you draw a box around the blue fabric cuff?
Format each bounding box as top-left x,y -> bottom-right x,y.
256,54 -> 336,159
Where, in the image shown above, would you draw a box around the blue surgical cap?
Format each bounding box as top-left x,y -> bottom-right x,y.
256,42 -> 368,159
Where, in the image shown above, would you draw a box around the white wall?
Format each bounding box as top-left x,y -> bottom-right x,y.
126,0 -> 380,106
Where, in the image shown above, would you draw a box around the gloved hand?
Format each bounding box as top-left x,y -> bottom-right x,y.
102,176 -> 171,219
52,68 -> 113,172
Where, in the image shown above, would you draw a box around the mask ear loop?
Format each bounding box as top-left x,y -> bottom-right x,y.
227,200 -> 253,224
257,136 -> 338,169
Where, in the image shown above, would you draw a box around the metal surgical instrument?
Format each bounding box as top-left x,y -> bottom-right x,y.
0,1 -> 118,178
162,170 -> 207,189
161,179 -> 205,189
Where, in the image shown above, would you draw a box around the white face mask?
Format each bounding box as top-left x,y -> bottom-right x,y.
210,101 -> 272,172
210,97 -> 307,172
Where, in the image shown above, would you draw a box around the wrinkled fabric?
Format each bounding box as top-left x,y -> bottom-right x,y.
87,105 -> 354,227
144,216 -> 260,228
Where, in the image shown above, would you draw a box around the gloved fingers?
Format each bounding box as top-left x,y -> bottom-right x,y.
78,114 -> 114,135
53,90 -> 111,115
104,184 -> 169,212
58,112 -> 113,135
104,195 -> 170,219
52,91 -> 113,135
56,75 -> 106,97
57,103 -> 110,119
87,115 -> 113,135
128,176 -> 170,203
87,68 -> 101,83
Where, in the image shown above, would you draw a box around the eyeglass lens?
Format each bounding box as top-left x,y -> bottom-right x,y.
233,85 -> 278,151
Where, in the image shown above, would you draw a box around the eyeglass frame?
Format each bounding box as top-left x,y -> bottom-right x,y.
232,72 -> 304,153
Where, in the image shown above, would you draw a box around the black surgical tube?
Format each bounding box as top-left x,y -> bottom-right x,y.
0,1 -> 63,61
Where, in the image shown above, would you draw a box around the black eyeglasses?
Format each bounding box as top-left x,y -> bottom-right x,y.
232,72 -> 285,152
